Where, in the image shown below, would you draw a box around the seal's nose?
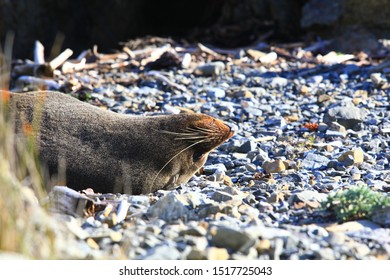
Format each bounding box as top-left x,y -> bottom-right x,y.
226,124 -> 235,138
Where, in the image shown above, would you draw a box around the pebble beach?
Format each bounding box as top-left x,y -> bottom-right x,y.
6,38 -> 390,260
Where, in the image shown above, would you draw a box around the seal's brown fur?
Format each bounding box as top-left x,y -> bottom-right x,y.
9,91 -> 233,194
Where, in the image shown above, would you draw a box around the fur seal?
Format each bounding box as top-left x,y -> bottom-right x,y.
8,91 -> 234,194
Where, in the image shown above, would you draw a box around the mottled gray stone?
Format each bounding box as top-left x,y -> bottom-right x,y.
147,193 -> 190,222
209,225 -> 253,251
211,191 -> 234,202
206,87 -> 226,99
236,140 -> 257,153
141,244 -> 181,260
323,106 -> 367,130
301,153 -> 330,170
195,62 -> 225,76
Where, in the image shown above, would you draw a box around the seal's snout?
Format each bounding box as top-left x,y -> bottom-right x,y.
217,120 -> 234,141
188,114 -> 233,147
226,124 -> 235,139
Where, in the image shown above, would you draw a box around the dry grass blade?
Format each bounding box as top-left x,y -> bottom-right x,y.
0,34 -> 57,259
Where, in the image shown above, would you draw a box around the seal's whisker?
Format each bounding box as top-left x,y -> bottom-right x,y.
175,138 -> 212,143
151,139 -> 206,188
185,127 -> 214,133
159,130 -> 201,137
194,126 -> 216,132
175,139 -> 209,142
189,127 -> 218,135
175,136 -> 209,140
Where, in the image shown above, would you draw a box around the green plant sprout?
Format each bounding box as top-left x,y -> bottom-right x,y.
321,184 -> 390,223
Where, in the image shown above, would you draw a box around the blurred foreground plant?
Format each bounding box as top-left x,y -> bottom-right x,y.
0,34 -> 57,258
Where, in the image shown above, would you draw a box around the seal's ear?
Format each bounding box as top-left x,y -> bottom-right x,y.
178,108 -> 195,114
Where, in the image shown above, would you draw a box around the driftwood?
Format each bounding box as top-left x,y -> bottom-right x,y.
49,186 -> 95,217
61,58 -> 86,73
140,44 -> 172,66
49,48 -> 73,70
116,200 -> 130,223
145,70 -> 187,92
181,53 -> 192,69
367,59 -> 390,74
9,36 -> 388,99
12,63 -> 53,78
316,51 -> 354,64
197,43 -> 224,60
34,40 -> 45,64
14,75 -> 60,90
14,42 -> 72,78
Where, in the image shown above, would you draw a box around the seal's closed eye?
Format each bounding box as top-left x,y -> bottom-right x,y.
193,151 -> 204,162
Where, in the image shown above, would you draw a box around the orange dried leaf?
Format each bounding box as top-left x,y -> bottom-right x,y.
22,123 -> 33,136
1,91 -> 10,103
303,122 -> 319,131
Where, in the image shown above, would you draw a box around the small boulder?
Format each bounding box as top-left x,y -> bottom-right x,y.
263,159 -> 286,174
323,105 -> 366,130
338,149 -> 364,164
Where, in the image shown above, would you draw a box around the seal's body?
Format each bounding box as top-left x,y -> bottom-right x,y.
9,91 -> 233,194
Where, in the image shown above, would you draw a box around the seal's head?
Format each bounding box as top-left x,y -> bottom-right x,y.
182,113 -> 234,158
150,113 -> 234,193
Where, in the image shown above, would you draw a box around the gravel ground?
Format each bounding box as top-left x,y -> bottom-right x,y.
9,38 -> 390,259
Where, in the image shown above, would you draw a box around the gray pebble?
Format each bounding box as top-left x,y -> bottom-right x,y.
301,152 -> 330,170
270,77 -> 288,88
195,61 -> 225,76
323,105 -> 367,130
141,244 -> 181,260
236,140 -> 257,153
211,191 -> 234,202
203,163 -> 227,174
206,87 -> 226,99
209,225 -> 253,251
147,193 -> 190,222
